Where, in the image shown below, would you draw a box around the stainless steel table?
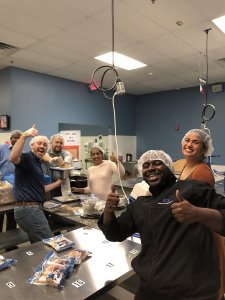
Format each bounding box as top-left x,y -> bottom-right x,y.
0,202 -> 15,215
215,179 -> 225,195
43,195 -> 125,230
1,227 -> 141,300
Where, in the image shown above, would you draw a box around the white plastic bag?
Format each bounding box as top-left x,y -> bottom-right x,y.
0,181 -> 14,205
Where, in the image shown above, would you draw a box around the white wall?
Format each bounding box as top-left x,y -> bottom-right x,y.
77,135 -> 137,175
0,132 -> 10,144
77,135 -> 108,175
108,135 -> 137,162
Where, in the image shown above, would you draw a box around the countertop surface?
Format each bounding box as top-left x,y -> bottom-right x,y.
44,196 -> 125,229
1,227 -> 141,300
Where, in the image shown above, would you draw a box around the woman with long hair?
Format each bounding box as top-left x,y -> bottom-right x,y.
180,128 -> 224,300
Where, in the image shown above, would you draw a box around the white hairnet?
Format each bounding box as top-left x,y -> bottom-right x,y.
90,143 -> 104,155
182,129 -> 214,157
137,150 -> 173,175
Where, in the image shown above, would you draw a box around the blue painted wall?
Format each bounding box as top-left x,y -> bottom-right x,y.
0,68 -> 12,114
1,67 -> 225,164
2,67 -> 136,138
136,86 -> 225,164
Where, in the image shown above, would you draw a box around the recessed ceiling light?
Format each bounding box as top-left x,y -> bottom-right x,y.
212,15 -> 225,34
94,52 -> 147,70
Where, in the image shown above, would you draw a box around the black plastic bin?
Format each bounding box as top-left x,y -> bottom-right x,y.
70,176 -> 87,188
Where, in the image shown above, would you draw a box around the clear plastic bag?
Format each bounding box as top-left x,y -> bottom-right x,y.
0,180 -> 14,205
43,234 -> 75,251
27,251 -> 76,288
0,255 -> 17,271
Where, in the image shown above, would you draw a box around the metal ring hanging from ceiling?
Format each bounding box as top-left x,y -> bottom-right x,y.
201,103 -> 216,122
201,28 -> 216,126
91,65 -> 119,92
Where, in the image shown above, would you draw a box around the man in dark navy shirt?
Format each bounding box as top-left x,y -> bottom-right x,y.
9,125 -> 62,243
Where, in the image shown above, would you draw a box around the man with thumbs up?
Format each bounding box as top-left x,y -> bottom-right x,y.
98,150 -> 225,300
9,125 -> 62,243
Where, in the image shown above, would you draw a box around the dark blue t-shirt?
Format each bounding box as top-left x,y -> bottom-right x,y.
14,151 -> 45,202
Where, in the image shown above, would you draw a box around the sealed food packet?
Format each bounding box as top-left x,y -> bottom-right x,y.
27,251 -> 76,288
0,255 -> 17,271
43,234 -> 75,251
64,249 -> 91,264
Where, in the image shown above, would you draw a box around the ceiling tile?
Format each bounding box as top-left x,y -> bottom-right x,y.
0,0 -> 225,94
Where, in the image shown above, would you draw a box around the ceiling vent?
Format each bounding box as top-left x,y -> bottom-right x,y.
0,42 -> 18,55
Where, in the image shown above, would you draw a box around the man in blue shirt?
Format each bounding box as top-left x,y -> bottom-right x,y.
9,125 -> 62,243
0,130 -> 22,232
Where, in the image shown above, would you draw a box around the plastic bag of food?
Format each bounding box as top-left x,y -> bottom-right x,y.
0,255 -> 17,271
27,251 -> 76,288
43,234 -> 75,251
0,181 -> 14,205
65,249 -> 91,264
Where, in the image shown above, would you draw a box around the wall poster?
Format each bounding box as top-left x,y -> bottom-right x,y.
60,130 -> 80,159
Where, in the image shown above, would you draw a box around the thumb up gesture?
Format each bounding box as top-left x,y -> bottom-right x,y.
105,185 -> 119,213
23,124 -> 38,138
171,190 -> 197,223
110,152 -> 118,163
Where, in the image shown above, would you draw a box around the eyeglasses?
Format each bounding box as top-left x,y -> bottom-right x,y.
142,160 -> 163,169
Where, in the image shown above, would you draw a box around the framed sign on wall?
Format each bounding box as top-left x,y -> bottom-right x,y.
60,130 -> 80,159
0,115 -> 10,130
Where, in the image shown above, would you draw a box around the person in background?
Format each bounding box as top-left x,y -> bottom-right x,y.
0,130 -> 22,232
43,133 -> 72,167
9,125 -> 62,243
98,150 -> 225,300
180,128 -> 215,185
72,144 -> 125,200
180,128 -> 225,300
42,134 -> 73,197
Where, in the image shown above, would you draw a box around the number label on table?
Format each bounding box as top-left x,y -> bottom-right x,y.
72,279 -> 85,288
130,249 -> 140,255
6,281 -> 15,288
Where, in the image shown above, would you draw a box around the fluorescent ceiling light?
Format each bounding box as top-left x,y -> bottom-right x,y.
212,15 -> 225,34
94,51 -> 147,70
